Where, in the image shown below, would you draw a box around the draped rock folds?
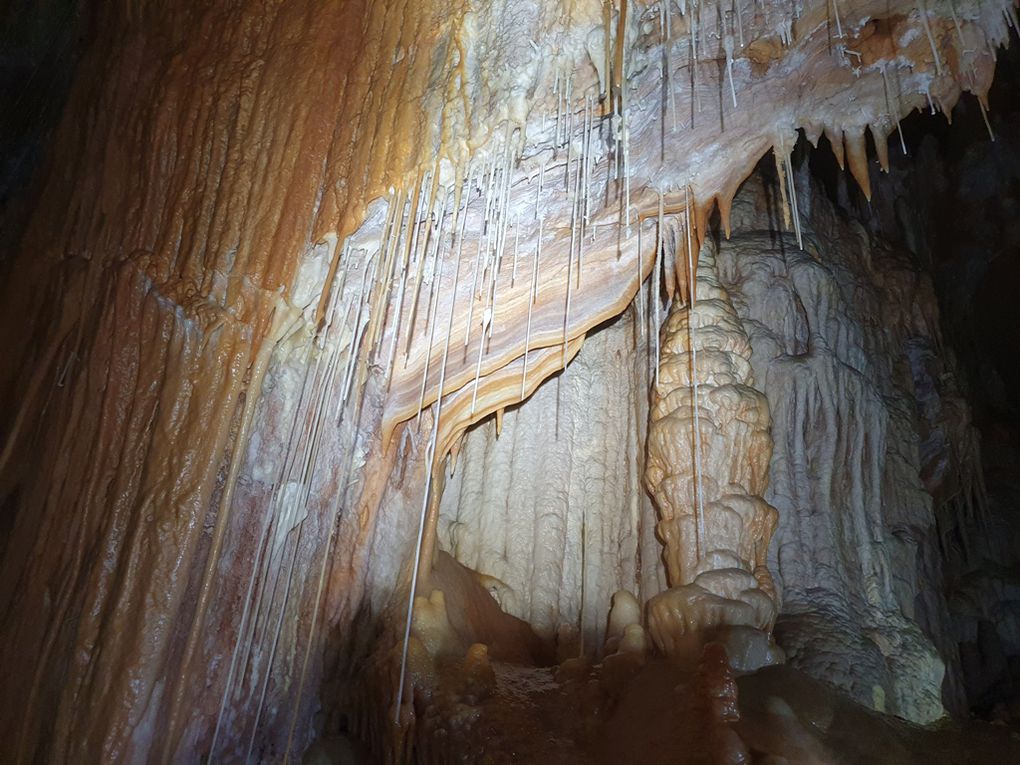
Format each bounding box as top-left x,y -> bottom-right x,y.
0,1 -> 468,760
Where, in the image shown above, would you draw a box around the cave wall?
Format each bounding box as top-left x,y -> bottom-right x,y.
715,171 -> 961,722
0,2 -> 458,760
850,48 -> 1020,716
437,305 -> 663,651
434,163 -> 986,724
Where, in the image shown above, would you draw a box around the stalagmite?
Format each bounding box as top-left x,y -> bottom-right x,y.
645,242 -> 780,665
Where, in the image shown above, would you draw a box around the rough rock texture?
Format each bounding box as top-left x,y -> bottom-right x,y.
644,244 -> 779,657
0,1 -> 464,758
714,170 -> 967,723
860,53 -> 1020,718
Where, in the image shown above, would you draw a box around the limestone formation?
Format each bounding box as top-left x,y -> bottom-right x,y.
645,244 -> 780,660
437,304 -> 661,649
714,173 -> 960,723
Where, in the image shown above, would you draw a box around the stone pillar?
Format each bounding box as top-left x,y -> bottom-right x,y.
644,244 -> 781,667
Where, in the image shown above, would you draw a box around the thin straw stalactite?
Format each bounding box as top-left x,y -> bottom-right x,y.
685,186 -> 707,560
395,173 -> 466,724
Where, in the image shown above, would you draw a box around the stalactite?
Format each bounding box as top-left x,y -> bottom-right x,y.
684,188 -> 707,556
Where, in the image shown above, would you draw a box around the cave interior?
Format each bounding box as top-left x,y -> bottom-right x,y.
2,1 -> 1020,763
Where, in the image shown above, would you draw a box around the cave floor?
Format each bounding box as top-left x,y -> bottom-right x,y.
390,659 -> 1020,764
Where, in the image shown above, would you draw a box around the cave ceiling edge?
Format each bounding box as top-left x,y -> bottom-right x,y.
284,0 -> 1015,469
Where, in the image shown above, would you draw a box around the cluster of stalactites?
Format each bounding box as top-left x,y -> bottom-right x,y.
362,0 -> 1016,686
331,0 -> 1016,460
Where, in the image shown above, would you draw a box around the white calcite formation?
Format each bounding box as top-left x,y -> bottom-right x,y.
424,166 -> 986,734
436,302 -> 664,651
714,171 -> 962,723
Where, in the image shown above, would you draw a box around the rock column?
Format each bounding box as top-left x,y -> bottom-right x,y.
644,245 -> 780,665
